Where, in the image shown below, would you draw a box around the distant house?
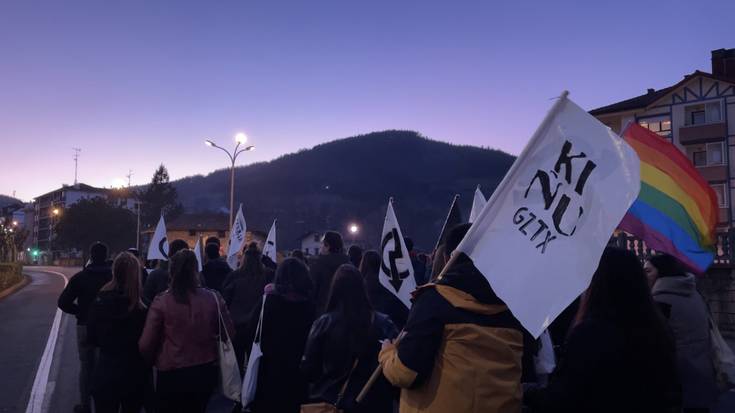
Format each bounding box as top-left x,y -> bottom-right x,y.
141,212 -> 266,259
299,231 -> 322,256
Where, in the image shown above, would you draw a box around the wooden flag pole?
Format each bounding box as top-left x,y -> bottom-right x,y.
355,331 -> 406,403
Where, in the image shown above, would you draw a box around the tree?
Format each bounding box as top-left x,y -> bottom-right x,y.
54,198 -> 136,256
138,164 -> 183,229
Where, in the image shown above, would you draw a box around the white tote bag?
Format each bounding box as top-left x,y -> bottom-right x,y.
242,295 -> 266,408
709,314 -> 735,391
210,290 -> 242,402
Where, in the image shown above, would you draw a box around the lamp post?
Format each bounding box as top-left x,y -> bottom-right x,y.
349,223 -> 359,246
205,133 -> 255,230
50,207 -> 60,262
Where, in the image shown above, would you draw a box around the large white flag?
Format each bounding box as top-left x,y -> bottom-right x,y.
378,199 -> 416,308
227,205 -> 247,270
194,237 -> 203,272
469,186 -> 487,224
455,92 -> 640,337
147,215 -> 169,260
263,219 -> 277,262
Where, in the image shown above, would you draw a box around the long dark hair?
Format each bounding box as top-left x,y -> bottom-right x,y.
102,252 -> 144,312
273,257 -> 313,299
239,242 -> 264,276
169,249 -> 200,304
326,264 -> 373,354
359,250 -> 380,287
575,248 -> 676,376
647,253 -> 686,278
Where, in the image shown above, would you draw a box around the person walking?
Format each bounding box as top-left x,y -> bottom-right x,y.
359,250 -> 409,330
87,252 -> 152,413
379,224 -> 526,413
222,242 -> 274,371
242,258 -> 316,413
301,264 -> 398,413
58,242 -> 113,413
525,248 -> 681,412
142,239 -> 189,306
309,231 -> 349,314
138,249 -> 235,413
201,242 -> 231,293
646,254 -> 719,412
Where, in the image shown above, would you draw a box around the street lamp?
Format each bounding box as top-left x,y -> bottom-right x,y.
348,223 -> 359,245
205,133 -> 256,230
52,208 -> 59,216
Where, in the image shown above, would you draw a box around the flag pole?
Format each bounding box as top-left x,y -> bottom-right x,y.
433,194 -> 460,252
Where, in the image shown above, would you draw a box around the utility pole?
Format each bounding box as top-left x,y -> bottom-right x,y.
126,169 -> 134,187
72,148 -> 81,185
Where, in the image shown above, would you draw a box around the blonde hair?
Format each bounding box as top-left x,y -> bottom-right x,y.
102,251 -> 144,312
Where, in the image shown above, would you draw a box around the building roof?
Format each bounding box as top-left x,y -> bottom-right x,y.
34,183 -> 108,200
589,71 -> 735,116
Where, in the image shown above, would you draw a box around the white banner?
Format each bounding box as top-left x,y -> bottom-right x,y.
378,199 -> 416,308
194,237 -> 203,272
147,216 -> 169,260
263,220 -> 277,262
469,186 -> 487,224
456,92 -> 640,337
227,205 -> 247,270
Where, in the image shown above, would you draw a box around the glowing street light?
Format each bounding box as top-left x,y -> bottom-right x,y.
12,221 -> 17,226
205,133 -> 256,229
52,208 -> 60,216
349,224 -> 359,234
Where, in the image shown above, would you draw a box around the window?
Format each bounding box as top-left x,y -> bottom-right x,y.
685,101 -> 722,125
639,117 -> 671,136
693,151 -> 707,167
314,248 -> 319,255
712,184 -> 727,208
692,143 -> 724,167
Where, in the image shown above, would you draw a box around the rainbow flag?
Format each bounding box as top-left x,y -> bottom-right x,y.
619,123 -> 719,273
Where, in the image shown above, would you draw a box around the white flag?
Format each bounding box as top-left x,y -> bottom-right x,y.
469,186 -> 487,224
455,92 -> 640,337
378,199 -> 416,308
194,237 -> 203,272
263,220 -> 277,262
147,215 -> 169,260
227,205 -> 247,270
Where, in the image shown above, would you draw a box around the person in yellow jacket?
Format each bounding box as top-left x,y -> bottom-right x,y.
379,223 -> 525,413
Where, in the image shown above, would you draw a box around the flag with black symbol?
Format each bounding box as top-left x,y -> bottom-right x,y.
227,205 -> 247,270
147,215 -> 169,260
263,220 -> 277,262
378,198 -> 415,308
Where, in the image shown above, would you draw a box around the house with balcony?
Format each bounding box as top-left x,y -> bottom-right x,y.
591,48 -> 735,266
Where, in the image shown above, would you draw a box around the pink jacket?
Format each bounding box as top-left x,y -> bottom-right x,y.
139,288 -> 236,371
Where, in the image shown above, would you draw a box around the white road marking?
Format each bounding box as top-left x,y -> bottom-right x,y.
24,270 -> 68,413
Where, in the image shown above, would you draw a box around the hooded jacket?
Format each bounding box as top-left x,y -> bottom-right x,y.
379,256 -> 524,413
58,262 -> 113,325
87,290 -> 151,396
652,274 -> 719,408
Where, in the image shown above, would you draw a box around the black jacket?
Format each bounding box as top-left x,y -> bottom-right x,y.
364,270 -> 409,330
202,257 -> 231,294
301,311 -> 398,413
87,290 -> 151,397
309,253 -> 350,314
222,268 -> 274,326
142,261 -> 169,306
244,292 -> 316,413
58,262 -> 113,325
525,318 -> 681,413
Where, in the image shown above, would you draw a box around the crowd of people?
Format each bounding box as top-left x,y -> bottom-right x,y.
56,225 -> 727,413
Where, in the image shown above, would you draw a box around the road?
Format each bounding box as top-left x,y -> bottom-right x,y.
1,266 -> 733,413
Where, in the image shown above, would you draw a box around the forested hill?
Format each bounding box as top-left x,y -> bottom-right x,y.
173,130 -> 515,251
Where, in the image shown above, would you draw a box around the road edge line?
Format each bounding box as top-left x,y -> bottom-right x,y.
24,270 -> 68,413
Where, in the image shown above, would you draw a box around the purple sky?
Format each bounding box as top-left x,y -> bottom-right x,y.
1,1 -> 733,201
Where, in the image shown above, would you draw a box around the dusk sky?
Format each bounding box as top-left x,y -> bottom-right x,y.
1,0 -> 733,201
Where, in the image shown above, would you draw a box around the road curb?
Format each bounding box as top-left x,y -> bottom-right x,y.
0,274 -> 31,300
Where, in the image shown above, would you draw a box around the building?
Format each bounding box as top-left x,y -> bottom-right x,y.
591,48 -> 735,264
32,183 -> 137,255
299,231 -> 322,256
140,212 -> 266,259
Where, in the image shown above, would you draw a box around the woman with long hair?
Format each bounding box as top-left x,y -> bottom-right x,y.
242,258 -> 316,413
526,248 -> 680,412
139,249 -> 235,413
645,253 -> 719,411
87,252 -> 151,413
359,250 -> 408,329
301,264 -> 398,413
222,242 -> 275,371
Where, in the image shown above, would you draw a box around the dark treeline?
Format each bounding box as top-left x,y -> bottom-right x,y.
173,130 -> 515,251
